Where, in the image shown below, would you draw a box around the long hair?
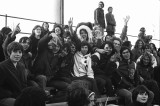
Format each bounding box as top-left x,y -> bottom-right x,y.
30,25 -> 42,38
134,39 -> 145,49
52,24 -> 64,38
139,51 -> 152,67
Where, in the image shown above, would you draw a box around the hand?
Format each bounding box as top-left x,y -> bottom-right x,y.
11,23 -> 21,38
123,15 -> 130,26
68,17 -> 73,27
110,54 -> 117,62
13,23 -> 21,34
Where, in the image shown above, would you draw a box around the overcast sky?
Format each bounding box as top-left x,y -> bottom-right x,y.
0,0 -> 159,47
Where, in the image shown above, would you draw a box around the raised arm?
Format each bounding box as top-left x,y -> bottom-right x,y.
120,16 -> 130,42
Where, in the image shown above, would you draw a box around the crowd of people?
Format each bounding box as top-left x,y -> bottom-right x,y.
0,1 -> 160,106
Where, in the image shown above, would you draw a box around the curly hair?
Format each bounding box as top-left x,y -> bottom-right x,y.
67,80 -> 91,106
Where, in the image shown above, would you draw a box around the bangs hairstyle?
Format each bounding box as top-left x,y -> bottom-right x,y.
80,29 -> 89,41
79,41 -> 91,54
7,41 -> 23,55
19,37 -> 31,44
101,41 -> 116,54
132,85 -> 149,103
120,46 -> 133,60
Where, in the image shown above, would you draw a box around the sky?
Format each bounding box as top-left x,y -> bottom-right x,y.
0,0 -> 160,48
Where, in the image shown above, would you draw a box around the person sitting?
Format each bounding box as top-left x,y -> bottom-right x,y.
72,41 -> 100,96
0,41 -> 27,106
132,85 -> 151,106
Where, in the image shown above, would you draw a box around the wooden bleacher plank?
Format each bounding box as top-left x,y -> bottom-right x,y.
46,96 -> 120,106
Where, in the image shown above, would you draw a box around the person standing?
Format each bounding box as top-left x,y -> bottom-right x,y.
105,6 -> 116,37
94,1 -> 105,33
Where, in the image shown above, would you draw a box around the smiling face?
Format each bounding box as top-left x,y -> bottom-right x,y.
142,56 -> 150,66
137,41 -> 143,49
136,92 -> 148,103
10,50 -> 22,63
55,27 -> 61,35
122,49 -> 130,60
81,45 -> 88,56
104,44 -> 112,55
80,29 -> 88,41
20,39 -> 30,51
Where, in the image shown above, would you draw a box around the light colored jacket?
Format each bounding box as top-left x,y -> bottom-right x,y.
73,51 -> 94,78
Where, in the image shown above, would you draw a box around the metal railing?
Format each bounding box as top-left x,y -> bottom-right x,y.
0,14 -> 160,43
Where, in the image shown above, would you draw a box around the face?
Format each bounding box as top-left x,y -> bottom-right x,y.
55,27 -> 61,35
70,44 -> 76,54
43,23 -> 49,30
98,2 -> 104,8
34,27 -> 41,39
122,49 -> 130,60
60,47 -> 68,57
149,44 -> 154,50
136,92 -> 148,103
64,36 -> 71,43
81,45 -> 88,55
145,47 -> 151,53
104,44 -> 112,55
142,56 -> 150,65
113,40 -> 121,52
80,30 -> 88,41
20,39 -> 30,51
129,69 -> 135,78
10,50 -> 22,63
138,41 -> 143,49
108,7 -> 113,13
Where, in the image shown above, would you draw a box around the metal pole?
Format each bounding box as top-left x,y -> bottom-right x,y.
5,14 -> 7,27
61,0 -> 64,25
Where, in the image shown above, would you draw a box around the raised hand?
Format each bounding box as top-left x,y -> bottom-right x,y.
124,15 -> 130,26
11,23 -> 21,38
68,17 -> 73,27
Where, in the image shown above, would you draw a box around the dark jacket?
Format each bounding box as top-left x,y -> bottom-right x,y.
92,52 -> 113,77
54,53 -> 74,78
136,62 -> 154,81
29,35 -> 40,60
0,59 -> 27,99
112,60 -> 140,89
32,34 -> 59,77
105,13 -> 116,32
94,8 -> 105,28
